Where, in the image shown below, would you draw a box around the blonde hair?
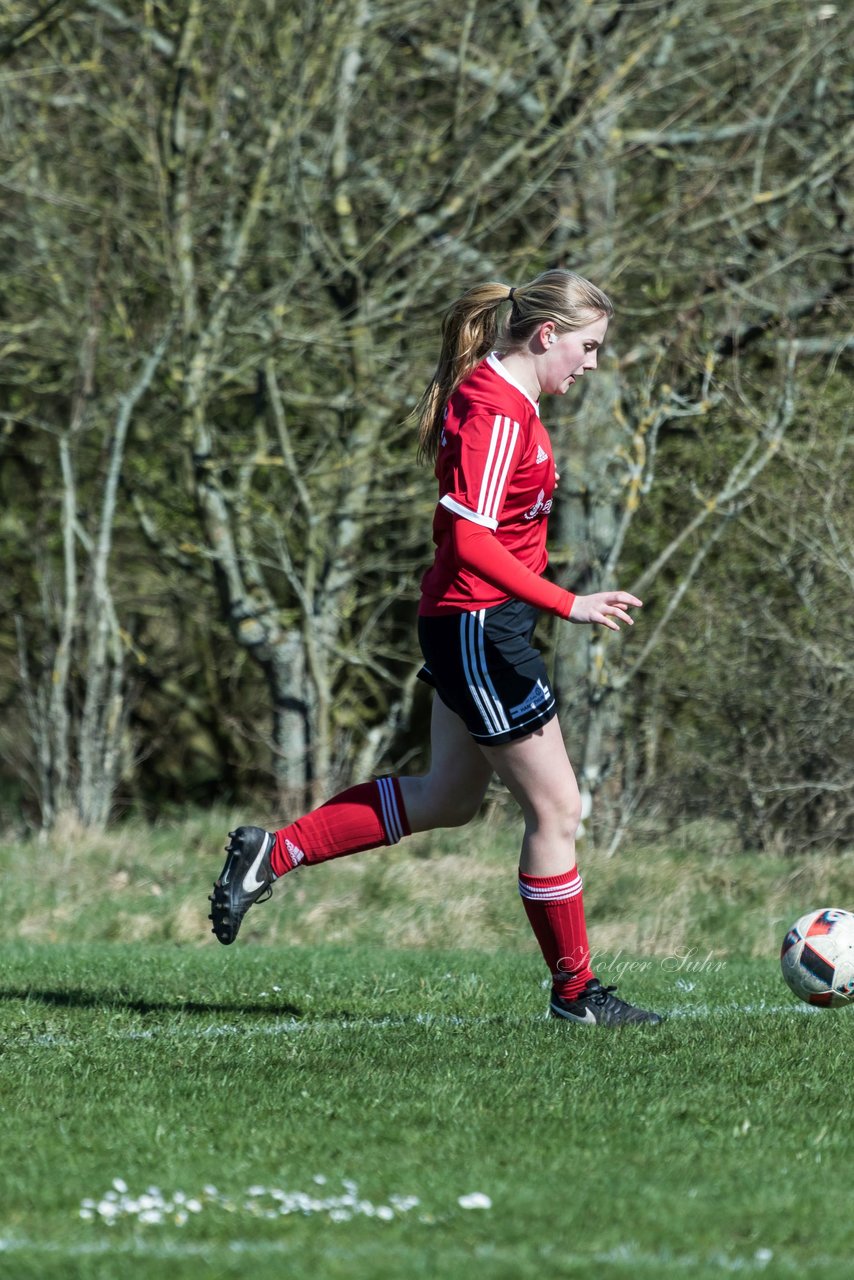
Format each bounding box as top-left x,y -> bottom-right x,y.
416,269 -> 613,463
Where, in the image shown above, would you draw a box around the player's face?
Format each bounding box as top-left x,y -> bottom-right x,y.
541,314 -> 609,396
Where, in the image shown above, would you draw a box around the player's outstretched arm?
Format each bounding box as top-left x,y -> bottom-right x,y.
569,591 -> 642,631
451,517 -> 576,617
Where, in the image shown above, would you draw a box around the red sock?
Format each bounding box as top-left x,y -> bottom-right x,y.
518,867 -> 594,1000
270,777 -> 410,877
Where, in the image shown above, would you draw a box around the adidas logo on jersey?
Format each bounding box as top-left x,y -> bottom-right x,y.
536,445 -> 549,464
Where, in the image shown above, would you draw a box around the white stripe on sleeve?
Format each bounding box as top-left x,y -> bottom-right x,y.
438,495 -> 498,530
477,416 -> 519,525
484,417 -> 519,523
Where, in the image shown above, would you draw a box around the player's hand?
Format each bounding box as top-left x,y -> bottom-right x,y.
569,591 -> 642,631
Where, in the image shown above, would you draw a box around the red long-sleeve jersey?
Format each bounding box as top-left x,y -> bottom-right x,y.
419,354 -> 572,617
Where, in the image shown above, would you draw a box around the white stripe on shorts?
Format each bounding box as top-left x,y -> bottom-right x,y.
377,776 -> 404,844
460,610 -> 510,737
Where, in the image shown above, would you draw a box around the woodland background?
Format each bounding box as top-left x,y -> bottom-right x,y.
0,0 -> 851,852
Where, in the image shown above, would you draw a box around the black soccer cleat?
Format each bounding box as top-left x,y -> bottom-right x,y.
209,826 -> 275,945
549,978 -> 662,1026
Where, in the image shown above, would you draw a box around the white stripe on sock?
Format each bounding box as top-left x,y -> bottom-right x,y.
518,874 -> 583,902
377,776 -> 403,845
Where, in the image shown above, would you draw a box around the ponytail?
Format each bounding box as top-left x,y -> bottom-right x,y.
416,269 -> 613,464
415,282 -> 510,464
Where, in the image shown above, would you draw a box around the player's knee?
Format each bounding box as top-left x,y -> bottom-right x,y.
405,774 -> 484,829
529,793 -> 582,843
554,807 -> 581,844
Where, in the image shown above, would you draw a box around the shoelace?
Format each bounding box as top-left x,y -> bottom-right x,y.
586,982 -> 621,1005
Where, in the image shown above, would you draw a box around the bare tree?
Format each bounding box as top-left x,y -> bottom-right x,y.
1,0 -> 849,843
534,0 -> 852,836
11,301 -> 170,827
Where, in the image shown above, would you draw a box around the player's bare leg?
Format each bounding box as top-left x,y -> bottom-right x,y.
211,697 -> 490,945
398,696 -> 493,833
479,718 -> 661,1026
477,716 -> 580,877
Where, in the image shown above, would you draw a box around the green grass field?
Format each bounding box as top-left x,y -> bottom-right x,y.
2,813 -> 854,1278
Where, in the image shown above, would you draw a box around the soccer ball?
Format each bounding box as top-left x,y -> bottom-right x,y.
780,908 -> 854,1007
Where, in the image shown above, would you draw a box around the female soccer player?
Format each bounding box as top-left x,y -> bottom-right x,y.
209,269 -> 661,1027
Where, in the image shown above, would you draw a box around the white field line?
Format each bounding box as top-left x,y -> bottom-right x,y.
4,1000 -> 824,1050
0,1234 -> 819,1272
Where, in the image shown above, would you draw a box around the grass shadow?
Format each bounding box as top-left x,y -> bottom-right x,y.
0,987 -> 303,1018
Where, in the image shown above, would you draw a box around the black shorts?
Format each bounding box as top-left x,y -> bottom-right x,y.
417,599 -> 557,745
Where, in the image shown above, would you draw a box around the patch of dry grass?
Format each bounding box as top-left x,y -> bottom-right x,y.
2,808 -> 853,958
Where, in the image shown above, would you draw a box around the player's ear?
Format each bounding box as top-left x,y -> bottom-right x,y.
540,323 -> 556,350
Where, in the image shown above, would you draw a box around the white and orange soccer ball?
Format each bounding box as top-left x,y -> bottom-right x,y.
780,908 -> 854,1007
